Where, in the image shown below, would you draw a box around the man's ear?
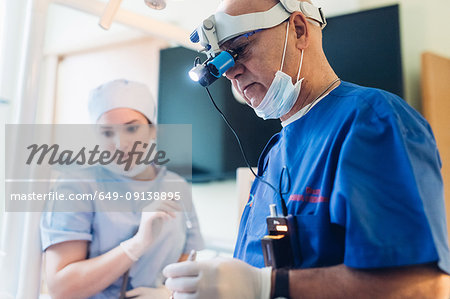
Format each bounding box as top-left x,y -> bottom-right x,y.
290,12 -> 309,49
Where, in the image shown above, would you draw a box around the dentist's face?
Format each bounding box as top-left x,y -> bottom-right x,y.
219,0 -> 298,108
222,24 -> 287,108
96,108 -> 155,166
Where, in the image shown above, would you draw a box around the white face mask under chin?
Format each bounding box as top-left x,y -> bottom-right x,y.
253,21 -> 304,120
103,138 -> 156,178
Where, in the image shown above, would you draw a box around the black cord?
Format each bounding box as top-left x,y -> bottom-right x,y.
279,166 -> 291,197
204,87 -> 288,216
202,74 -> 341,217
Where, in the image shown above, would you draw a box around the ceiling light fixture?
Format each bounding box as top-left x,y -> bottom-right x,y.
144,0 -> 167,10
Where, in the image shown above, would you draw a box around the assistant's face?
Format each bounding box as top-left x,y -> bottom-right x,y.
96,108 -> 155,166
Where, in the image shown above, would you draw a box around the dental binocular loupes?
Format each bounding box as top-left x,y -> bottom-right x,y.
188,49 -> 237,87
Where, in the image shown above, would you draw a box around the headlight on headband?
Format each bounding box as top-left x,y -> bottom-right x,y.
189,51 -> 237,87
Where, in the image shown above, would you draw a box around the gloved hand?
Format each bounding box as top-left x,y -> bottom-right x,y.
120,200 -> 181,261
163,257 -> 272,299
125,286 -> 171,298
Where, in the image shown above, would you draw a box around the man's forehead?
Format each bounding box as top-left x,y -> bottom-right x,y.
217,0 -> 278,16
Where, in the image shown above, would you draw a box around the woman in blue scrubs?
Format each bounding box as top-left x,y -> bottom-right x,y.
40,79 -> 203,298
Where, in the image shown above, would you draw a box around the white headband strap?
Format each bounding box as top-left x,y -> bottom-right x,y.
213,1 -> 326,45
215,3 -> 291,45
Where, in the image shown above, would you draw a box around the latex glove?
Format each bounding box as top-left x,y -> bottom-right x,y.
121,200 -> 181,261
125,286 -> 171,298
163,257 -> 272,299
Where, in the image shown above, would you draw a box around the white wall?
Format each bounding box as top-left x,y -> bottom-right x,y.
357,0 -> 450,110
0,101 -> 9,241
0,0 -> 29,238
44,3 -> 147,56
192,180 -> 240,253
0,0 -> 28,108
54,38 -> 167,124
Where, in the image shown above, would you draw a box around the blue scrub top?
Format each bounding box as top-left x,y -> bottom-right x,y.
41,166 -> 204,299
234,81 -> 450,273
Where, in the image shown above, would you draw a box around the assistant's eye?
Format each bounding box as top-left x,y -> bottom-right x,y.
126,125 -> 139,134
101,130 -> 114,138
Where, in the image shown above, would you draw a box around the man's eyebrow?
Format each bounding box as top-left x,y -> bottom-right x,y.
222,37 -> 246,51
220,40 -> 234,50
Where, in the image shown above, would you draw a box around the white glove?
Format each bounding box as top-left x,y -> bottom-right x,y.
120,200 -> 181,261
125,286 -> 171,298
163,257 -> 272,299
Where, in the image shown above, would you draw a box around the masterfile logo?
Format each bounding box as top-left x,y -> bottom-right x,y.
5,124 -> 193,212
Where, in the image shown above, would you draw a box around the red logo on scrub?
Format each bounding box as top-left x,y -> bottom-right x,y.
289,187 -> 329,203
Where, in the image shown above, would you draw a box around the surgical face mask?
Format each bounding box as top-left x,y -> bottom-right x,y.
103,138 -> 157,178
253,22 -> 304,120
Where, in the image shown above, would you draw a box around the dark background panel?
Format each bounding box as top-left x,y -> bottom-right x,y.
323,5 -> 403,97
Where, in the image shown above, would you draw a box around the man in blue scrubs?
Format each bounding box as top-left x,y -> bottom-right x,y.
163,0 -> 450,297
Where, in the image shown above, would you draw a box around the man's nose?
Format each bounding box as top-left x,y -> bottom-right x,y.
225,62 -> 244,80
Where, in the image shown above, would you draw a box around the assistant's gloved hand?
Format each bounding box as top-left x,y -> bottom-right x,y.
163,257 -> 272,299
120,200 -> 181,261
125,286 -> 171,298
